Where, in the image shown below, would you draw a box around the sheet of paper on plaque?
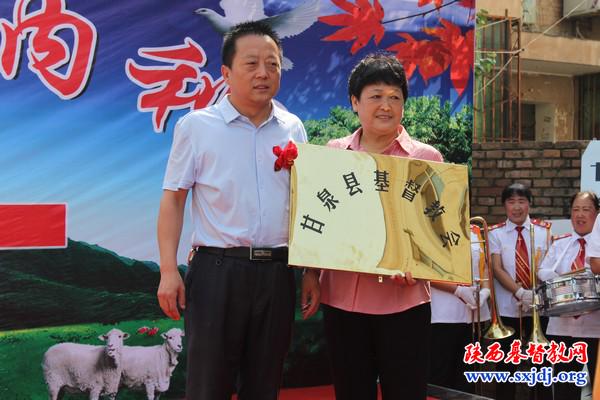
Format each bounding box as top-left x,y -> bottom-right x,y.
289,143 -> 472,284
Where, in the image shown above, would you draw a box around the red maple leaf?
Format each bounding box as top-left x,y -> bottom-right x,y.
424,19 -> 474,95
319,0 -> 385,55
386,33 -> 450,84
418,0 -> 443,7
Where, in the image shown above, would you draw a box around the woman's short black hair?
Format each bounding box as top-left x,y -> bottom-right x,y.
347,53 -> 408,103
222,21 -> 282,68
570,191 -> 600,211
501,183 -> 532,204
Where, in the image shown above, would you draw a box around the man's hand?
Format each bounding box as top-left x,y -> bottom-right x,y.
157,268 -> 185,320
301,269 -> 320,320
157,189 -> 188,321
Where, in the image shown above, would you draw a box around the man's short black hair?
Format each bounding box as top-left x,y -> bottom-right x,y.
222,21 -> 282,68
347,53 -> 409,103
501,183 -> 532,204
570,191 -> 600,211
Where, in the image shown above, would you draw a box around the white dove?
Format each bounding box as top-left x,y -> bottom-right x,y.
195,0 -> 320,70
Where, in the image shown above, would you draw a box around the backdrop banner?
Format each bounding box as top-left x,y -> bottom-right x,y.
0,0 -> 475,398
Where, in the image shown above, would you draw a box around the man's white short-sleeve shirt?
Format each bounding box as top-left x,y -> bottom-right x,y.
163,96 -> 307,248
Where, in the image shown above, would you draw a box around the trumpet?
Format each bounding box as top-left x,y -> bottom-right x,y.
470,217 -> 515,341
528,223 -> 549,345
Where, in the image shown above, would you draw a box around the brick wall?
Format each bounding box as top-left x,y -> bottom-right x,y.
471,141 -> 590,224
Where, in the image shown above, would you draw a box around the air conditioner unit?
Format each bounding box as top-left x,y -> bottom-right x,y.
564,0 -> 600,17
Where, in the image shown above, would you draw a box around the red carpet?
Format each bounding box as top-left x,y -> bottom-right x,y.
232,385 -> 439,399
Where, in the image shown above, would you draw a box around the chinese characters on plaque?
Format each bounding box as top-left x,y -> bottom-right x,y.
289,144 -> 471,284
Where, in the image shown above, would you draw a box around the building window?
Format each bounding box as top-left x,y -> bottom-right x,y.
520,103 -> 536,141
522,0 -> 537,25
578,73 -> 600,140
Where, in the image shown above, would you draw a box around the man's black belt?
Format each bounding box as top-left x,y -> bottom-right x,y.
194,246 -> 288,261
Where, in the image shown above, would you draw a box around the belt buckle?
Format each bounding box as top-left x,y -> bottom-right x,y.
250,246 -> 272,261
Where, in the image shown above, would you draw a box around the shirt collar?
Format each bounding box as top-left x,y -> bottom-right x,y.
270,100 -> 287,124
218,95 -> 284,126
506,216 -> 531,231
344,125 -> 415,154
572,231 -> 591,242
218,95 -> 240,124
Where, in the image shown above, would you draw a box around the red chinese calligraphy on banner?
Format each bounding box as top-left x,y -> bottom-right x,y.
126,37 -> 228,133
0,0 -> 97,99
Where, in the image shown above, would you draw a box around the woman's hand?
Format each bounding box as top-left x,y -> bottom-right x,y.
390,271 -> 417,286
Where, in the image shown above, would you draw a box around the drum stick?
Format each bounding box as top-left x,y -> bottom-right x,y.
548,243 -> 571,274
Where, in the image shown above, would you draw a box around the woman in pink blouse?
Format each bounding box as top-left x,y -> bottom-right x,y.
320,54 -> 443,400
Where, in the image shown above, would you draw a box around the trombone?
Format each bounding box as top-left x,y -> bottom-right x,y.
470,217 -> 515,341
528,223 -> 549,345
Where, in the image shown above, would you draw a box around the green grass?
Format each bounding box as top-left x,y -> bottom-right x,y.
0,319 -> 185,400
0,308 -> 328,398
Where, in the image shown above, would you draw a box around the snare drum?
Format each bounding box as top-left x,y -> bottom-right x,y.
536,271 -> 600,317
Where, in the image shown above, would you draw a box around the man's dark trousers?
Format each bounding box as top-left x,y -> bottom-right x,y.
184,249 -> 296,400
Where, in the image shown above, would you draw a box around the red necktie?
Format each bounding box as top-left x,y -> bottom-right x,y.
515,226 -> 531,289
571,238 -> 586,271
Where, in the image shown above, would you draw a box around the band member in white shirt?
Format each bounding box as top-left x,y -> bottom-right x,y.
488,183 -> 552,400
538,191 -> 600,400
430,224 -> 491,392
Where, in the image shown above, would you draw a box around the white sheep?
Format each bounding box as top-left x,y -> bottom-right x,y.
42,328 -> 130,400
120,328 -> 184,400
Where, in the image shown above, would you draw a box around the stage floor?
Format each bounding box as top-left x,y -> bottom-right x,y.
233,384 -> 493,400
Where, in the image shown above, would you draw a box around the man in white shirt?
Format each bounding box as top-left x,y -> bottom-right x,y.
538,191 -> 600,400
157,21 -> 320,400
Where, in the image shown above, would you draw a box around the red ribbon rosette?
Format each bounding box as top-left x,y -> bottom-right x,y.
272,140 -> 298,171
